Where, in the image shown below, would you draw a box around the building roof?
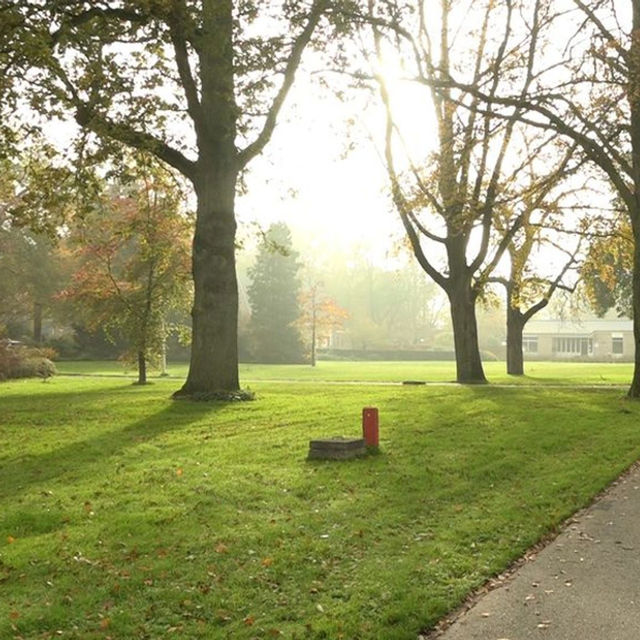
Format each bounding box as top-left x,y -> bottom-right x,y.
524,318 -> 632,335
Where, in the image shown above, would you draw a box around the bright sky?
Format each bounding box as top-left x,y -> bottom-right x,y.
235,47 -> 447,273
236,74 -> 406,264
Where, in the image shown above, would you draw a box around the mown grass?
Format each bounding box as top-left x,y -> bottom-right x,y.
2,377 -> 640,639
55,359 -> 636,386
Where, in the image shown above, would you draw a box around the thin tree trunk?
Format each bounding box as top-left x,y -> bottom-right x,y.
175,169 -> 240,397
33,301 -> 43,344
448,284 -> 487,383
137,349 -> 147,385
311,304 -> 316,367
160,317 -> 168,376
506,307 -> 525,376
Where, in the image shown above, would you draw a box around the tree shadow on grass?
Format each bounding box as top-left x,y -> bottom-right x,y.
0,394 -> 225,501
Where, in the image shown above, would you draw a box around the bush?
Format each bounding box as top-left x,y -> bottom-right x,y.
0,342 -> 57,381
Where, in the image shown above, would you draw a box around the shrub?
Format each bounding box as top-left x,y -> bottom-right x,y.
0,342 -> 57,381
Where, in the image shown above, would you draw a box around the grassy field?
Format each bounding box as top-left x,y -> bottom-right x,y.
55,359 -> 636,386
2,376 -> 640,639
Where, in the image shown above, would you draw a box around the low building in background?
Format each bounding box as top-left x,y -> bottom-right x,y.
523,318 -> 634,362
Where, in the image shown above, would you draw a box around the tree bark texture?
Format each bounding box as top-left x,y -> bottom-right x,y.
448,281 -> 487,384
176,169 -> 240,396
506,307 -> 525,376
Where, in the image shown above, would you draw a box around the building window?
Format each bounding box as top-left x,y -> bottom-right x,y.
612,336 -> 624,355
523,336 -> 538,353
552,336 -> 593,356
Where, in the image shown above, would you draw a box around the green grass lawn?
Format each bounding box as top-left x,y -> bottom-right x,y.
56,359 -> 636,386
2,377 -> 640,639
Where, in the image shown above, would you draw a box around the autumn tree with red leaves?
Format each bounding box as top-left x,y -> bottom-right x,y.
63,166 -> 192,384
298,282 -> 348,366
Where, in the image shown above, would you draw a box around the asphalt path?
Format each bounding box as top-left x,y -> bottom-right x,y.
430,463 -> 640,640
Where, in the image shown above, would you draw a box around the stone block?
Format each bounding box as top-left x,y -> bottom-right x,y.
308,436 -> 367,460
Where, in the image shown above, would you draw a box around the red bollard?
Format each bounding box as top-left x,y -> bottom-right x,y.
362,407 -> 379,448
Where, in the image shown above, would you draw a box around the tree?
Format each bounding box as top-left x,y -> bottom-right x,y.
62,165 -> 192,384
0,151 -> 76,341
581,214 -> 633,318
247,223 -> 305,364
0,228 -> 72,342
489,143 -> 584,375
366,0 -> 559,382
0,150 -> 77,238
494,237 -> 580,375
437,0 -> 640,396
3,1 -> 337,398
298,282 -> 348,366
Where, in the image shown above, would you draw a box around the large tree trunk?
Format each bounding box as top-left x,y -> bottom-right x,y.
448,282 -> 487,383
175,169 -> 240,397
173,0 -> 243,398
506,307 -> 525,376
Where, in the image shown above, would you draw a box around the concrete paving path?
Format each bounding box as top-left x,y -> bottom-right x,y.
434,464 -> 640,640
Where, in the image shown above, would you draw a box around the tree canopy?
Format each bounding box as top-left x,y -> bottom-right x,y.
247,222 -> 305,364
2,0 -> 342,398
62,164 -> 192,384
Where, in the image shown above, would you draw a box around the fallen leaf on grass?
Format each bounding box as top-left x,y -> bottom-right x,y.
262,557 -> 273,567
215,543 -> 228,554
215,610 -> 232,623
9,610 -> 19,620
243,615 -> 255,626
176,468 -> 183,477
100,617 -> 111,629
